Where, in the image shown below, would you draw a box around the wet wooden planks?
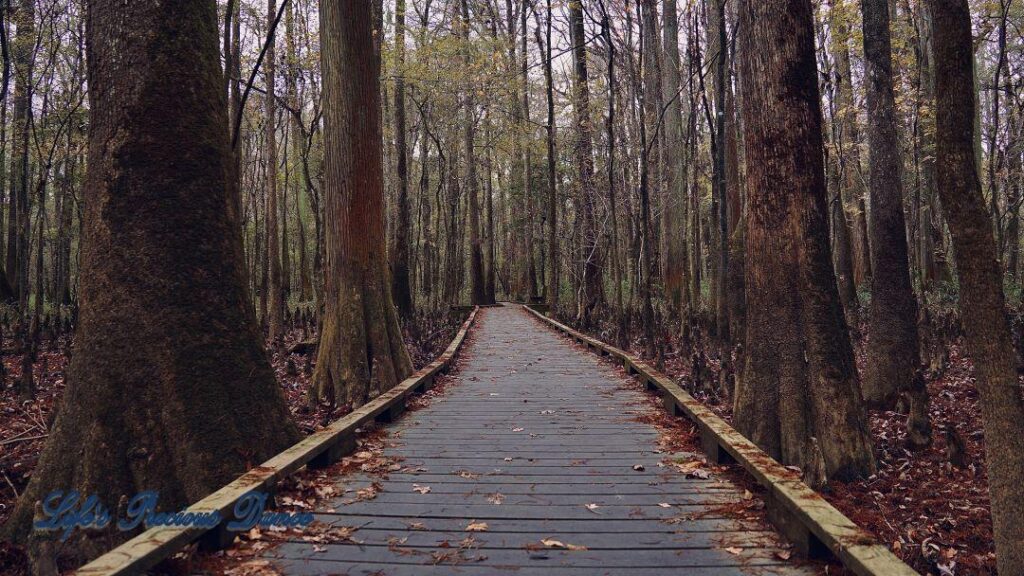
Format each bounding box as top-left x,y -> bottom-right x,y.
268,305 -> 814,576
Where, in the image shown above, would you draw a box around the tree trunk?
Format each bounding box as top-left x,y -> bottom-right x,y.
601,11 -> 624,340
661,0 -> 690,326
265,0 -> 284,340
915,3 -> 947,288
520,4 -> 537,300
827,135 -> 859,329
6,0 -> 299,555
542,0 -> 557,310
860,0 -> 931,447
636,0 -> 657,348
734,0 -> 875,481
569,0 -> 602,326
460,0 -> 488,305
829,1 -> 871,288
390,0 -> 413,317
311,0 -> 414,407
708,0 -> 730,342
0,25 -> 12,303
418,99 -> 434,301
929,0 -> 1024,570
6,0 -> 32,303
640,0 -> 662,292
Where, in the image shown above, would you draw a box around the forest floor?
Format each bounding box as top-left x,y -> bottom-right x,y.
569,313 -> 994,576
0,310 -> 461,575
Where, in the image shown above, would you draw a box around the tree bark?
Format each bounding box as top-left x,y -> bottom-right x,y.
860,0 -> 931,447
6,0 -> 299,554
602,11 -> 624,340
734,0 -> 875,481
708,0 -> 730,342
829,0 -> 871,288
661,0 -> 690,326
460,0 -> 488,305
929,0 -> 1024,570
542,0 -> 557,310
390,0 -> 413,317
6,0 -> 32,303
312,0 -> 414,407
569,0 -> 602,326
265,0 -> 284,340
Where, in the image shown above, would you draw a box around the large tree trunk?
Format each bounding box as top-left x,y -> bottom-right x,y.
5,0 -> 299,556
569,0 -> 602,326
829,1 -> 872,288
601,11 -> 624,341
6,0 -> 32,304
860,0 -> 931,447
930,0 -> 1024,570
640,0 -> 661,287
505,0 -> 527,301
734,0 -> 875,481
461,0 -> 488,306
390,0 -> 413,317
635,0 -> 658,348
707,0 -> 730,342
265,0 -> 284,340
521,3 -> 538,300
542,0 -> 557,310
914,4 -> 948,288
311,0 -> 413,407
661,0 -> 690,325
418,96 -> 434,302
285,3 -> 313,304
828,141 -> 860,329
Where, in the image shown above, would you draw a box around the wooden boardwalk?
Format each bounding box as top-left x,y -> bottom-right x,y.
267,305 -> 814,575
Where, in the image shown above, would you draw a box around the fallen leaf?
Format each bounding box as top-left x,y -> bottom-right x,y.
541,538 -> 588,551
585,503 -> 601,513
487,492 -> 505,505
775,550 -> 792,560
465,521 -> 489,532
658,502 -> 672,508
689,468 -> 711,479
413,484 -> 431,494
512,427 -> 525,432
633,464 -> 645,471
725,547 -> 743,555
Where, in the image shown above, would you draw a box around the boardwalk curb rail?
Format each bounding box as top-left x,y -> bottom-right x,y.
522,305 -> 919,576
74,307 -> 480,576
